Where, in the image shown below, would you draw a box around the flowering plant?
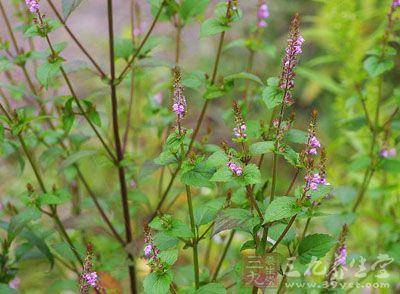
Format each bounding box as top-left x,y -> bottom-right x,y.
0,0 -> 399,293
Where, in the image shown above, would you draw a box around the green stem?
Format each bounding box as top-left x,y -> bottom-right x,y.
211,230 -> 235,281
185,184 -> 200,289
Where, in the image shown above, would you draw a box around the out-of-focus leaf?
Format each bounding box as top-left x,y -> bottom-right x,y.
59,150 -> 97,171
62,0 -> 84,20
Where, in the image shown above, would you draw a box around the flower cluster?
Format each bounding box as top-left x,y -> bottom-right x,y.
380,147 -> 397,158
393,0 -> 400,8
84,272 -> 98,287
280,14 -> 304,106
227,161 -> 243,176
336,245 -> 347,266
25,0 -> 39,13
307,135 -> 321,155
257,2 -> 269,29
233,124 -> 247,139
232,101 -> 247,142
307,173 -> 329,191
172,67 -> 187,120
143,225 -> 165,272
80,244 -> 102,294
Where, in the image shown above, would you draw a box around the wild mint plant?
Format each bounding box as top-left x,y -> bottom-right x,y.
0,0 -> 399,293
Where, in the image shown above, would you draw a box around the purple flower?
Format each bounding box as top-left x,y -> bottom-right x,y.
153,92 -> 163,105
233,124 -> 247,139
84,272 -> 97,287
307,135 -> 321,155
380,147 -> 396,158
9,277 -> 20,290
336,245 -> 347,266
172,69 -> 187,120
309,136 -> 321,148
258,4 -> 269,19
307,173 -> 329,191
144,244 -> 153,257
393,0 -> 400,8
279,14 -> 303,105
227,162 -> 243,176
25,0 -> 39,13
257,20 -> 268,28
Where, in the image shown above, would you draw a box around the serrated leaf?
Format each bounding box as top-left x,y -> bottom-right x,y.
225,72 -> 264,85
298,234 -> 336,264
180,0 -> 209,22
263,197 -> 300,224
262,77 -> 283,109
62,0 -> 84,20
285,129 -> 308,144
37,60 -> 62,90
210,166 -> 233,182
8,207 -> 41,242
249,141 -> 274,156
363,56 -> 394,77
200,18 -> 229,37
206,150 -> 228,168
238,164 -> 261,186
143,272 -> 173,294
213,208 -> 255,235
268,223 -> 296,245
195,283 -> 226,294
158,249 -> 178,266
59,150 -> 97,171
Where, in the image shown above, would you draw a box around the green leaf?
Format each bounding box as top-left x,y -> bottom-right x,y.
194,204 -> 219,226
238,164 -> 262,186
206,150 -> 228,168
0,220 -> 54,269
180,0 -> 209,22
182,70 -> 206,89
225,72 -> 264,85
153,232 -> 179,250
59,150 -> 97,171
115,38 -> 134,60
285,129 -> 308,144
158,249 -> 178,266
0,284 -> 21,294
8,207 -> 41,242
150,216 -> 194,238
268,223 -> 296,245
363,56 -> 394,77
24,19 -> 61,38
62,0 -> 84,20
195,283 -> 226,294
262,77 -> 283,109
210,165 -> 233,182
213,208 -> 255,235
279,145 -> 301,167
0,123 -> 4,143
40,190 -> 71,205
143,272 -> 173,294
263,197 -> 300,224
298,234 -> 337,264
37,60 -> 62,90
200,18 -> 229,37
382,158 -> 400,173
180,161 -> 216,188
39,147 -> 64,169
249,141 -> 274,156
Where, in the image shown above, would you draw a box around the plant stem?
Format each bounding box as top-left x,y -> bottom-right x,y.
185,184 -> 200,289
11,122 -> 83,265
46,0 -> 106,77
187,31 -> 225,153
106,1 -> 136,292
211,230 -> 235,281
118,1 -> 166,81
